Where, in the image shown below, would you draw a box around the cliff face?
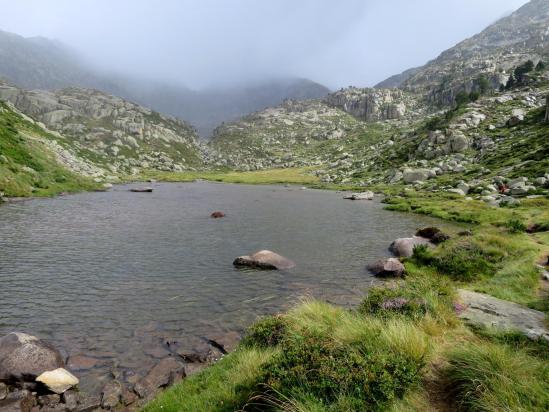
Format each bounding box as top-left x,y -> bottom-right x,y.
0,82 -> 203,175
323,88 -> 421,121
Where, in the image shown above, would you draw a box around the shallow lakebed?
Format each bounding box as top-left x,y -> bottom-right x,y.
0,182 -> 444,392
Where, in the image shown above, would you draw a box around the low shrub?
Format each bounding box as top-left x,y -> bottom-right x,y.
411,241 -> 496,282
506,218 -> 527,233
261,334 -> 423,411
240,315 -> 288,349
443,342 -> 549,411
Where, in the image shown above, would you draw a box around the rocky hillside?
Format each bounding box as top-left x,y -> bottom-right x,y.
208,98 -> 376,170
0,82 -> 203,175
210,58 -> 549,205
0,100 -> 100,197
380,0 -> 549,106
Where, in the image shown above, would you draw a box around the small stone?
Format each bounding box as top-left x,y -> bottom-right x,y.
0,382 -> 7,400
37,394 -> 60,407
35,368 -> 79,394
77,394 -> 101,412
62,390 -> 79,410
367,258 -> 406,277
121,388 -> 138,406
101,380 -> 122,409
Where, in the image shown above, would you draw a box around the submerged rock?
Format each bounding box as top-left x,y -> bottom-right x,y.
129,187 -> 153,193
210,211 -> 226,218
35,368 -> 79,394
0,332 -> 65,383
233,250 -> 295,270
101,380 -> 123,409
134,357 -> 185,400
388,236 -> 432,258
367,258 -> 405,277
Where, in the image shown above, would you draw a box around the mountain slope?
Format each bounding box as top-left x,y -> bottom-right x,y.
379,0 -> 549,105
0,82 -> 203,175
0,29 -> 330,136
0,100 -> 99,197
122,77 -> 331,137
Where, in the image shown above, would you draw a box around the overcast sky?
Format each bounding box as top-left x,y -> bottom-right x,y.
0,0 -> 529,89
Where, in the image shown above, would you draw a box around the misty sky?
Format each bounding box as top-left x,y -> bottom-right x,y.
0,0 -> 529,90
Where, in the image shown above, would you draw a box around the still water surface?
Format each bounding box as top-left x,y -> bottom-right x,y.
0,182 -> 443,391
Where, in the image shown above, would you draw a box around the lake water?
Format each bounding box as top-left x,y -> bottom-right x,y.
0,182 -> 443,391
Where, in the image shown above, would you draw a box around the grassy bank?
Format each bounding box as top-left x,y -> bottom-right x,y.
135,167 -> 320,186
0,102 -> 99,198
143,186 -> 549,411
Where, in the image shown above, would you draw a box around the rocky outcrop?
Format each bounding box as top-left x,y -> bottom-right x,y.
457,289 -> 549,341
324,87 -> 412,121
233,250 -> 295,270
0,332 -> 65,383
0,82 -> 203,175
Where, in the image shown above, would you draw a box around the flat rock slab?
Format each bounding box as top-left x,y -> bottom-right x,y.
457,289 -> 549,341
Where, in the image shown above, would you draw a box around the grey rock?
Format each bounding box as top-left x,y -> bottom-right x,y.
0,332 -> 64,383
403,168 -> 432,184
0,388 -> 35,412
367,258 -> 406,277
134,357 -> 185,400
457,289 -> 549,341
233,250 -> 295,270
389,236 -> 433,258
62,390 -> 79,411
343,191 -> 374,200
76,394 -> 101,412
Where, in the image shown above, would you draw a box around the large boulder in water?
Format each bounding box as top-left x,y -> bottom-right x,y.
389,236 -> 432,258
0,333 -> 65,383
233,250 -> 295,270
367,258 -> 406,277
